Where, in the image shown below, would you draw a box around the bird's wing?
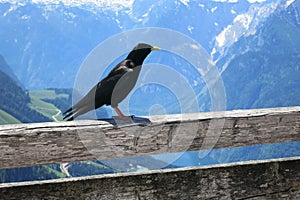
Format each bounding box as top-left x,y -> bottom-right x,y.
107,60 -> 134,76
63,60 -> 133,120
94,61 -> 134,103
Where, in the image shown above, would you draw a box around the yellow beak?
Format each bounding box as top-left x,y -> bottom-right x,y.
151,46 -> 161,51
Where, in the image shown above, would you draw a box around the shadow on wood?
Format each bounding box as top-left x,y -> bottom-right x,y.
97,116 -> 151,126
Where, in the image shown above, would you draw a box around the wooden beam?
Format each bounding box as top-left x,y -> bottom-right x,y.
0,106 -> 300,169
1,157 -> 299,199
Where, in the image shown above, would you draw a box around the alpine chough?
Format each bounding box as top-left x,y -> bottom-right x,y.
63,43 -> 160,121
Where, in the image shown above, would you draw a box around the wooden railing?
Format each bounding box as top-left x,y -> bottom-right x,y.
0,106 -> 300,199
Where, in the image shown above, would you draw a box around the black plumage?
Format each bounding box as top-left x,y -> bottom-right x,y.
63,43 -> 160,121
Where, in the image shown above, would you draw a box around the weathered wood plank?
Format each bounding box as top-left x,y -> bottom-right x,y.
1,157 -> 299,199
0,106 -> 300,169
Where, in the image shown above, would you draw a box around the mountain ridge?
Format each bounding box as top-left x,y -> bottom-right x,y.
0,54 -> 72,124
218,0 -> 300,110
0,0 -> 283,89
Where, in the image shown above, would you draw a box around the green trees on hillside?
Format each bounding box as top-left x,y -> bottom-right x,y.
0,71 -> 51,123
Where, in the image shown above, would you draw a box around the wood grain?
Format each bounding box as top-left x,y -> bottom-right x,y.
0,106 -> 300,169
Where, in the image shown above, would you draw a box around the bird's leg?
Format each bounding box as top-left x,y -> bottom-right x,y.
113,107 -> 131,120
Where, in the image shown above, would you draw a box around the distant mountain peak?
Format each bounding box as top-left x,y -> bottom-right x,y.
0,0 -> 295,89
212,0 -> 282,61
0,0 -> 135,12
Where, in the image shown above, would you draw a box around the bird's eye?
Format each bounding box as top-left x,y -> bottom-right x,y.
129,61 -> 135,67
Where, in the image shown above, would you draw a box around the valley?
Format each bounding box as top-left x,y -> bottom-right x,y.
0,0 -> 299,183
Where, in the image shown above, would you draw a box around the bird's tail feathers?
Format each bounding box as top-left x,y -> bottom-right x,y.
63,105 -> 92,121
63,110 -> 74,120
63,107 -> 73,116
63,106 -> 78,121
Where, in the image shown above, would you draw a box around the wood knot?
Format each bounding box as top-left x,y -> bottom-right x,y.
291,182 -> 299,190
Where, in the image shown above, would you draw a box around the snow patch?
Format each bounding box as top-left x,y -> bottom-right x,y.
234,13 -> 252,30
179,0 -> 190,6
215,25 -> 232,48
21,15 -> 31,20
213,1 -> 280,60
247,0 -> 266,3
187,25 -> 194,33
211,6 -> 218,13
285,0 -> 295,8
0,0 -> 135,11
193,80 -> 198,86
231,9 -> 237,15
3,4 -> 19,17
211,0 -> 238,3
198,3 -> 205,8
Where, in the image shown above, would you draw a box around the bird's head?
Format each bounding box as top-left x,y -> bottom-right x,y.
132,43 -> 161,51
127,43 -> 160,65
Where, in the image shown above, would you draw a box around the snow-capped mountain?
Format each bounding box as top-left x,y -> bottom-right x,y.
0,0 -> 286,89
217,0 -> 300,110
1,0 -> 299,183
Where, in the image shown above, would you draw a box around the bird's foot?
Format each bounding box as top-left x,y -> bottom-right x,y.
113,107 -> 133,121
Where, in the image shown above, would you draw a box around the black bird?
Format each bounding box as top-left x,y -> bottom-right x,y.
63,43 -> 160,121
